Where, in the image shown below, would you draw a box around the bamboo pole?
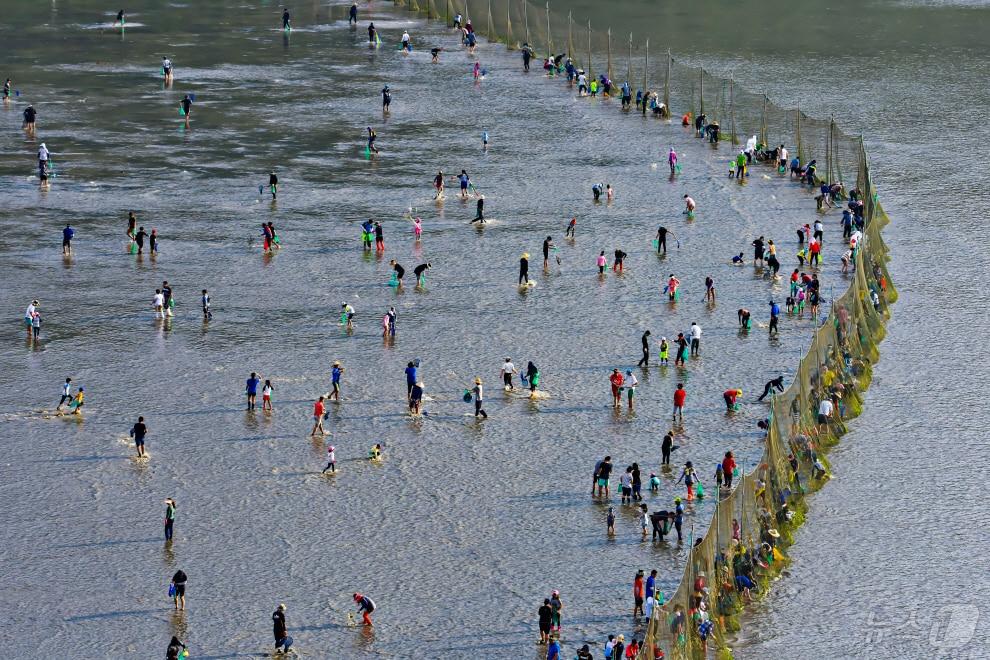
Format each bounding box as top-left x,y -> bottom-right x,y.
487,0 -> 494,42
545,2 -> 552,57
606,28 -> 612,82
505,0 -> 514,49
729,76 -> 737,145
567,11 -> 573,61
627,33 -> 632,85
524,0 -> 530,47
641,38 -> 647,93
664,48 -> 671,111
699,68 -> 704,116
761,94 -> 768,148
586,20 -> 592,81
796,109 -> 803,162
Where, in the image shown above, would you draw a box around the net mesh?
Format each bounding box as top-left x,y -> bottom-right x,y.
398,1 -> 896,656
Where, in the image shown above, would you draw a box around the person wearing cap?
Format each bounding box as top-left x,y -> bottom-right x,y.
624,370 -> 638,410
24,300 -> 38,333
68,386 -> 84,415
471,194 -> 485,223
272,603 -> 291,651
366,126 -> 379,154
341,302 -> 355,331
38,142 -> 49,178
500,358 -> 517,391
329,361 -> 344,401
673,497 -> 685,541
575,643 -> 593,660
609,369 -> 624,408
164,498 -> 176,540
658,336 -> 669,365
353,592 -> 376,626
322,444 -> 336,473
471,377 -> 487,418
723,388 -> 742,411
677,461 -> 699,501
518,253 -> 530,285
381,84 -> 391,112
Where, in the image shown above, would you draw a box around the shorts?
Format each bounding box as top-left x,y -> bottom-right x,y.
817,414 -> 828,424
24,317 -> 33,327
135,437 -> 145,447
174,584 -> 186,597
332,382 -> 340,392
621,486 -> 632,497
313,414 -> 322,422
539,622 -> 551,634
62,239 -> 70,247
596,478 -> 609,488
635,596 -> 644,606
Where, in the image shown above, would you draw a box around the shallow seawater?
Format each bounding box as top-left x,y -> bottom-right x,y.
1,1 -> 888,658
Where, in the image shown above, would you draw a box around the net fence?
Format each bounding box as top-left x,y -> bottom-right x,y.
391,1 -> 896,656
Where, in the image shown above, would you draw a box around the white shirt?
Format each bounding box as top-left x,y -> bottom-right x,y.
501,362 -> 515,376
814,220 -> 823,233
327,449 -> 335,463
38,145 -> 49,161
577,74 -> 587,86
153,293 -> 164,307
780,148 -> 788,161
690,325 -> 702,340
818,399 -> 834,417
163,58 -> 172,69
626,373 -> 638,389
619,473 -> 632,488
25,303 -> 35,319
263,385 -> 272,396
62,382 -> 71,396
402,32 -> 410,43
474,384 -> 483,400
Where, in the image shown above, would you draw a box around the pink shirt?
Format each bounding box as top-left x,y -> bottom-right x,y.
597,255 -> 606,266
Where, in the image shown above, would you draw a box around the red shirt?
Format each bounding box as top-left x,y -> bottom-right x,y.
609,373 -> 624,388
633,576 -> 644,598
674,389 -> 686,406
723,389 -> 739,403
722,456 -> 736,474
313,400 -> 325,417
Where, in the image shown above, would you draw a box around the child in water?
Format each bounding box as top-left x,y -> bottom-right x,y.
659,337 -> 669,365
262,380 -> 274,411
322,444 -> 336,473
606,506 -> 615,535
369,443 -> 383,460
649,472 -> 661,492
413,217 -> 422,240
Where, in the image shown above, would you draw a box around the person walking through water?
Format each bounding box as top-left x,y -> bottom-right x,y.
170,569 -> 187,610
349,1 -> 358,25
471,377 -> 487,418
758,375 -> 785,401
471,195 -> 485,223
366,127 -> 379,154
272,604 -> 292,653
268,170 -> 278,200
180,95 -> 192,125
637,330 -> 651,367
518,252 -> 530,285
129,415 -> 148,458
381,85 -> 391,112
281,7 -> 291,30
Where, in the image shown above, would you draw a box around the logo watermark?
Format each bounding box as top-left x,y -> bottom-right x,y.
866,604 -> 979,653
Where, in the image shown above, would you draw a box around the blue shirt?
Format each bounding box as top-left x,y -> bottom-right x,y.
546,640 -> 560,660
246,377 -> 260,394
645,575 -> 656,598
405,366 -> 417,384
63,227 -> 74,240
331,367 -> 342,384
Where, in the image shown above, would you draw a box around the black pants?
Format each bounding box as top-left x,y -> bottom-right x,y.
164,519 -> 173,540
724,472 -> 733,489
474,400 -> 486,417
662,447 -> 671,464
691,338 -> 700,356
657,237 -> 666,253
814,230 -> 823,242
758,382 -> 773,401
503,374 -> 512,388
518,269 -> 528,284
769,317 -> 779,335
637,348 -> 649,367
675,521 -> 683,541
